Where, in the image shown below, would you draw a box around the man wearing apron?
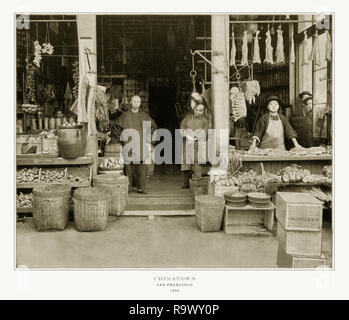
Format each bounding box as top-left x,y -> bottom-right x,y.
250,96 -> 302,151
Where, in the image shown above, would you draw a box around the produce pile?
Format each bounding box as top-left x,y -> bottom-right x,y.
289,146 -> 331,156
61,121 -> 80,127
241,146 -> 332,157
323,166 -> 332,179
229,87 -> 247,122
40,168 -> 66,183
17,168 -> 39,183
99,158 -> 124,169
212,174 -> 239,187
16,192 -> 33,208
277,164 -> 311,183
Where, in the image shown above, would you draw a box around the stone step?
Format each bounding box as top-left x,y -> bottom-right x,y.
126,195 -> 194,211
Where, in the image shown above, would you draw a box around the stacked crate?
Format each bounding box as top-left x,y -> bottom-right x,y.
276,192 -> 327,268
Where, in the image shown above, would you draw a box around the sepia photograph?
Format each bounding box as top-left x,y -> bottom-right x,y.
15,12 -> 333,270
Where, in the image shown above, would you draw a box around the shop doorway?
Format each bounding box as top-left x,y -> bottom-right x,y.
148,85 -> 181,179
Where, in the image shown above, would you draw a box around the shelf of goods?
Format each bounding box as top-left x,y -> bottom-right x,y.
16,156 -> 94,214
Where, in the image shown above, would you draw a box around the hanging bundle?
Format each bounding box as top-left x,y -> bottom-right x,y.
302,31 -> 309,65
253,30 -> 261,64
230,87 -> 247,122
309,30 -> 321,66
264,30 -> 274,64
325,30 -> 332,62
243,80 -> 261,104
230,31 -> 237,67
290,31 -> 296,64
276,27 -> 285,64
240,30 -> 249,66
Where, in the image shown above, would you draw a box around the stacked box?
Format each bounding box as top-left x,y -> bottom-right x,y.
276,192 -> 326,268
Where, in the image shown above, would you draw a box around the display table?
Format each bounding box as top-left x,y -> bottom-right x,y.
223,203 -> 275,236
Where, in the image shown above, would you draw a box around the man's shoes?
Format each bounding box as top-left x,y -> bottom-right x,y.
137,189 -> 147,194
182,185 -> 190,189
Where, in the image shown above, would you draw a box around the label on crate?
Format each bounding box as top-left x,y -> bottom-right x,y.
287,216 -> 321,230
285,204 -> 322,231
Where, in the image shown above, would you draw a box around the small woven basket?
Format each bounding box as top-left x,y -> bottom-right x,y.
73,187 -> 111,232
195,195 -> 225,232
32,184 -> 71,232
93,175 -> 129,216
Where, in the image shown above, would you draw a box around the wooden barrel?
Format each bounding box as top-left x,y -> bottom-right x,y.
32,184 -> 71,232
73,187 -> 111,232
93,175 -> 129,216
57,125 -> 86,159
195,195 -> 225,232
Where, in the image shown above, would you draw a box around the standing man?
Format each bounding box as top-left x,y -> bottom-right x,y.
111,95 -> 157,194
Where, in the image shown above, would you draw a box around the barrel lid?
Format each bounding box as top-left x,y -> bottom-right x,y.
195,195 -> 225,205
74,187 -> 111,201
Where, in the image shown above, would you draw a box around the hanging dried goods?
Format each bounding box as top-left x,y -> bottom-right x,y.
242,80 -> 260,104
276,27 -> 285,64
309,32 -> 321,66
264,30 -> 274,64
229,87 -> 247,122
302,31 -> 309,65
252,30 -> 261,64
240,30 -> 249,66
230,31 -> 237,67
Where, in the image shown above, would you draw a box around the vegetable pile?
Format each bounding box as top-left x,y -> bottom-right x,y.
213,174 -> 238,187
16,192 -> 33,208
40,168 -> 66,183
277,164 -> 310,183
17,168 -> 39,183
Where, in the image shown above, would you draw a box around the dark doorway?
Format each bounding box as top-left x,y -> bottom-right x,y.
149,85 -> 180,175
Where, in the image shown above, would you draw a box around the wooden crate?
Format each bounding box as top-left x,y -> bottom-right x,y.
223,204 -> 275,235
277,244 -> 327,268
276,192 -> 323,232
277,222 -> 322,257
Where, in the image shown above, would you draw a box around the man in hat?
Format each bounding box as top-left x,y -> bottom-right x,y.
250,96 -> 302,151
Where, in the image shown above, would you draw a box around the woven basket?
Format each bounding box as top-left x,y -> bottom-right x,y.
195,195 -> 225,232
73,187 -> 111,232
93,175 -> 129,216
32,184 -> 71,232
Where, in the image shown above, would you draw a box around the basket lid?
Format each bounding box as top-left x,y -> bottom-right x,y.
224,192 -> 247,201
74,187 -> 112,201
247,192 -> 271,201
93,175 -> 128,185
195,195 -> 225,205
33,184 -> 71,196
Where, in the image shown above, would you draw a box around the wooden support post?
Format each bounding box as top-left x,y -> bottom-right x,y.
77,15 -> 98,176
211,15 -> 230,171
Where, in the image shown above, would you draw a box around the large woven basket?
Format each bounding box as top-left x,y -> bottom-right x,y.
93,175 -> 129,216
195,195 -> 225,232
32,184 -> 71,232
73,187 -> 111,232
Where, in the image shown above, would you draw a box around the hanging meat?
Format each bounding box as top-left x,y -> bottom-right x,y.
264,30 -> 274,64
302,31 -> 309,65
243,80 -> 261,104
290,31 -> 296,64
240,30 -> 249,66
276,27 -> 285,64
309,31 -> 321,66
230,87 -> 247,122
230,31 -> 237,67
325,30 -> 332,62
252,30 -> 261,64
